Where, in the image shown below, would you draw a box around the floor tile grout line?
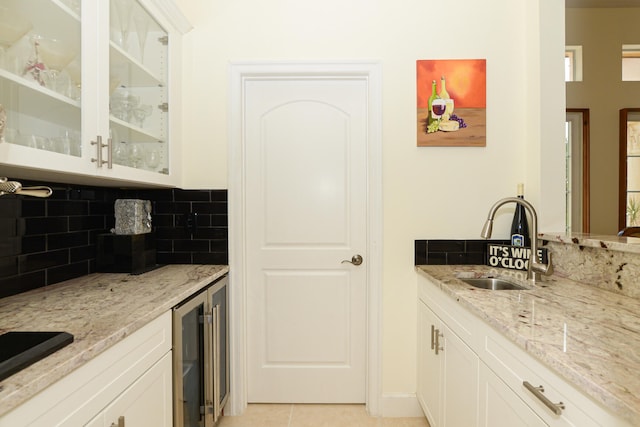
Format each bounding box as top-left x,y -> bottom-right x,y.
287,403 -> 294,427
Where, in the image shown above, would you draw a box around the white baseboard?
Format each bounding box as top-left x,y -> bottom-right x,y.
380,393 -> 425,418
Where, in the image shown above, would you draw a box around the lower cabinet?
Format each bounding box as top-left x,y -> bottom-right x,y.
417,299 -> 479,427
85,353 -> 172,427
0,311 -> 172,427
417,271 -> 633,427
479,363 -> 547,427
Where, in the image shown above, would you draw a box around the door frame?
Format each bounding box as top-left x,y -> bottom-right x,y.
227,61 -> 383,416
566,108 -> 590,232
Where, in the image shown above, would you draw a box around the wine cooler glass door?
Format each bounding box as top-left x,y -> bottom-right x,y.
174,293 -> 210,427
211,278 -> 230,420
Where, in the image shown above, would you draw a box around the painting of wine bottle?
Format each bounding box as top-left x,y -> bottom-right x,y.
416,59 -> 486,147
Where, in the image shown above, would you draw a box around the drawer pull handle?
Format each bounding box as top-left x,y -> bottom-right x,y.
434,328 -> 443,355
523,381 -> 565,415
430,325 -> 435,350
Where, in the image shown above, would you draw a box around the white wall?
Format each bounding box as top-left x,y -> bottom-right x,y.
175,0 -> 565,414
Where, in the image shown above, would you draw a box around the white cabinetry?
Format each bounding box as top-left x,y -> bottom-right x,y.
85,353 -> 172,427
0,311 -> 172,427
417,292 -> 480,427
417,272 -> 633,427
0,0 -> 191,188
479,363 -> 547,427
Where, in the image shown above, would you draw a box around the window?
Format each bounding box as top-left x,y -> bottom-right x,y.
622,44 -> 640,81
565,46 -> 583,82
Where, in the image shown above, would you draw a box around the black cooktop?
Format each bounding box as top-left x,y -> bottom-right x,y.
0,331 -> 74,382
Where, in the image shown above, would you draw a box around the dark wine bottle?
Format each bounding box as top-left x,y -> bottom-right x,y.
510,183 -> 530,247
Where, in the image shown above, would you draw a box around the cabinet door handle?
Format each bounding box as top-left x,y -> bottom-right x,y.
523,381 -> 565,415
430,324 -> 435,350
105,134 -> 113,169
434,328 -> 443,355
110,415 -> 125,427
91,135 -> 103,168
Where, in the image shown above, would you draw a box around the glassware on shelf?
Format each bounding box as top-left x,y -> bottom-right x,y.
0,7 -> 32,71
144,147 -> 160,171
110,127 -> 126,165
127,143 -> 143,168
37,36 -> 76,93
22,35 -> 45,86
111,0 -> 134,50
110,88 -> 140,123
52,131 -> 71,155
133,8 -> 150,64
132,104 -> 152,128
64,56 -> 81,100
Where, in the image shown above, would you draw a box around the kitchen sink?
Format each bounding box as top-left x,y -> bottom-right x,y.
459,277 -> 526,291
0,331 -> 74,381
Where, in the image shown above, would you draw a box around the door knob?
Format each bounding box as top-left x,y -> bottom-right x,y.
341,254 -> 363,266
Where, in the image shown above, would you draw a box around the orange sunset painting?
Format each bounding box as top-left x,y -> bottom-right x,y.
416,59 -> 486,147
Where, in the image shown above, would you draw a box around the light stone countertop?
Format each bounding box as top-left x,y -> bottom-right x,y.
540,231 -> 640,254
417,264 -> 640,426
0,264 -> 229,417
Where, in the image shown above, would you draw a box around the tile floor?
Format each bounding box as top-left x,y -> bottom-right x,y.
218,404 -> 430,427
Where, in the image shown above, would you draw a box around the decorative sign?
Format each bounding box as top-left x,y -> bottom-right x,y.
486,244 -> 549,271
416,59 -> 486,147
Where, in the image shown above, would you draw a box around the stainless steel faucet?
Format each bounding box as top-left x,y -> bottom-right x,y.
481,197 -> 553,283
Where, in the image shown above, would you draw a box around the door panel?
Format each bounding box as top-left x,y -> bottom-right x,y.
245,77 -> 368,403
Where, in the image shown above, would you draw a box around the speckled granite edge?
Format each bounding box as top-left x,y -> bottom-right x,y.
0,264 -> 229,417
540,232 -> 640,254
417,265 -> 640,427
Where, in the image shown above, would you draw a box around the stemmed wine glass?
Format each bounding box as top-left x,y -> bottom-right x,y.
37,36 -> 76,93
133,8 -> 150,64
127,143 -> 143,168
111,0 -> 133,51
0,7 -> 32,70
132,104 -> 152,128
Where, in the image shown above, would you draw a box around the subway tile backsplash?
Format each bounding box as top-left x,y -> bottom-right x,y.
415,239 -> 509,266
0,182 -> 228,299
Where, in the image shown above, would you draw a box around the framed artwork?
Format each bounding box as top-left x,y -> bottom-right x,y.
416,59 -> 486,147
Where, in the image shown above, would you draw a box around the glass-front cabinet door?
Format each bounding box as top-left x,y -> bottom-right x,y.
0,0 -> 186,187
0,0 -> 82,159
109,0 -> 169,175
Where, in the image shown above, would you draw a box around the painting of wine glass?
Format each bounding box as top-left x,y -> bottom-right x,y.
416,59 -> 486,147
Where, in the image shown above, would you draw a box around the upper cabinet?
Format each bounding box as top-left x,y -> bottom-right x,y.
0,0 -> 191,188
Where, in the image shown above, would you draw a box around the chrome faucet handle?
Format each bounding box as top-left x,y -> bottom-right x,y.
532,252 -> 553,276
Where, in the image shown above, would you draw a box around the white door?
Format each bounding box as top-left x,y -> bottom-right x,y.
244,76 -> 369,403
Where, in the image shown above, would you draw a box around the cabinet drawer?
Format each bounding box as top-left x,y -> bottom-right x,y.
479,362 -> 548,427
417,272 -> 480,350
1,311 -> 172,427
482,328 -> 628,427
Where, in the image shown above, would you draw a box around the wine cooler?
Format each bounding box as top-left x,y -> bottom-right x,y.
173,274 -> 229,426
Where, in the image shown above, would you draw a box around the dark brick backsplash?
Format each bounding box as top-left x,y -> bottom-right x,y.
0,182 -> 228,299
415,239 -> 509,266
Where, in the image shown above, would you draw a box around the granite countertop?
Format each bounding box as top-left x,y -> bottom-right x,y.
0,264 -> 229,417
417,264 -> 640,427
540,231 -> 640,254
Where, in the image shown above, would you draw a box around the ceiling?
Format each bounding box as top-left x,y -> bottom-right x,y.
566,0 -> 640,7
